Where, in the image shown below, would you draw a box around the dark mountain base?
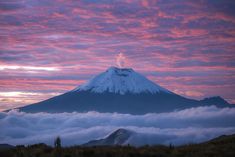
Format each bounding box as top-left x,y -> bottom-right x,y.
0,144 -> 14,151
1,134 -> 235,157
18,91 -> 232,114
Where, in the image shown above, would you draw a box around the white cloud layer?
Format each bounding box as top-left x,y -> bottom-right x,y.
0,106 -> 235,146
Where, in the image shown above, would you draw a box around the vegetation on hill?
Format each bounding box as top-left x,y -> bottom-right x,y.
0,134 -> 235,157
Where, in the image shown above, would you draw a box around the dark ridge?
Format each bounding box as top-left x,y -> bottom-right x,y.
0,144 -> 14,151
200,96 -> 230,107
1,134 -> 235,157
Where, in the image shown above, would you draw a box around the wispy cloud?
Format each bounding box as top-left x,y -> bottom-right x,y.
0,0 -> 235,110
0,65 -> 59,72
0,92 -> 61,111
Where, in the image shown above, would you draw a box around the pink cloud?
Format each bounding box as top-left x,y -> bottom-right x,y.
0,0 -> 235,110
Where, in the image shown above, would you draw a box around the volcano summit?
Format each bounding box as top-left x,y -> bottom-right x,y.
18,67 -> 233,114
75,66 -> 171,94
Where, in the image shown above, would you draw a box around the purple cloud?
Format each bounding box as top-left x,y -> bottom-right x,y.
0,0 -> 235,110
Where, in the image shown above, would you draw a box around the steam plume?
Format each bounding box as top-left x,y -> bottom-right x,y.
116,53 -> 126,68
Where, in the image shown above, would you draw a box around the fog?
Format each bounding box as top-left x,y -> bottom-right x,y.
0,106 -> 235,146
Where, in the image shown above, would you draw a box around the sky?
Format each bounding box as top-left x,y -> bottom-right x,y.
0,0 -> 235,111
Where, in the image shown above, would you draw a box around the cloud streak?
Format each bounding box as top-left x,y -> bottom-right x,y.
0,106 -> 235,146
0,0 -> 235,110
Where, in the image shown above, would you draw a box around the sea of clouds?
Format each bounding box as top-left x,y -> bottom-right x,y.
0,105 -> 235,146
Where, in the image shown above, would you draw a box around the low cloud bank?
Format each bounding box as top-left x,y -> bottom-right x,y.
0,106 -> 235,146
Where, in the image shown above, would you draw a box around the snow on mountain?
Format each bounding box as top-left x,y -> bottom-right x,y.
84,128 -> 134,146
74,66 -> 171,95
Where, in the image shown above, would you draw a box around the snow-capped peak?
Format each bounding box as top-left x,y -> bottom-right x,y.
74,66 -> 171,94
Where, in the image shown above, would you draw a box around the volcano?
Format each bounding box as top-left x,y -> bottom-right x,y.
18,67 -> 233,114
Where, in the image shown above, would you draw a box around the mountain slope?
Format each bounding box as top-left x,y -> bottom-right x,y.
84,128 -> 235,147
83,128 -> 175,147
200,96 -> 230,107
18,67 -> 233,114
84,129 -> 134,146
